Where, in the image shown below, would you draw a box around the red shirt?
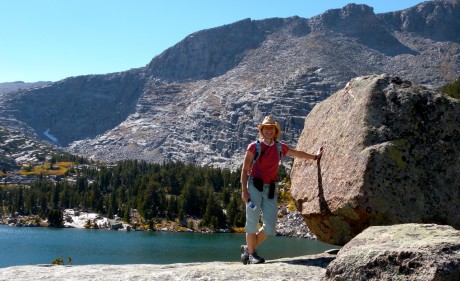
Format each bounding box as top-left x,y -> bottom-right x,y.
247,140 -> 289,184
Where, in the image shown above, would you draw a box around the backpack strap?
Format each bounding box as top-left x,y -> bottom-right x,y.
276,140 -> 283,168
251,140 -> 262,179
253,140 -> 282,163
253,140 -> 262,163
275,141 -> 282,158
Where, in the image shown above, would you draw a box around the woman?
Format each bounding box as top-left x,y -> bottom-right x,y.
240,115 -> 323,264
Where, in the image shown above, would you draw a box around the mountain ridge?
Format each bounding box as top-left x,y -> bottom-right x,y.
1,0 -> 459,170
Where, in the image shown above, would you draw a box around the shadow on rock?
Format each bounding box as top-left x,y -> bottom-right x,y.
271,256 -> 336,268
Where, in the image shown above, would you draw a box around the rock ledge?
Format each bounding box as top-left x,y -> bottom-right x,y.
0,253 -> 334,281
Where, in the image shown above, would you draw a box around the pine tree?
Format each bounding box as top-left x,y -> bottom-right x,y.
202,192 -> 226,229
47,209 -> 63,227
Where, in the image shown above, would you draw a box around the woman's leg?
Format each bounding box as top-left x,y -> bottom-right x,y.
254,229 -> 268,249
246,229 -> 268,254
246,233 -> 256,254
260,184 -> 278,237
245,180 -> 263,254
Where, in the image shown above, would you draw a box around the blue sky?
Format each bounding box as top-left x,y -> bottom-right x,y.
0,0 -> 426,83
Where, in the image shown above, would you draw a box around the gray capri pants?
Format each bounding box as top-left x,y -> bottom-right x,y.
245,178 -> 278,236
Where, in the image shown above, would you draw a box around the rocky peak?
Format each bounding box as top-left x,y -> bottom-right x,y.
309,3 -> 414,56
379,0 -> 460,42
341,3 -> 375,15
146,17 -> 310,82
146,18 -> 264,82
311,3 -> 375,30
320,3 -> 375,22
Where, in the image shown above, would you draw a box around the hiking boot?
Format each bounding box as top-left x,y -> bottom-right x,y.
240,245 -> 249,265
248,252 -> 265,264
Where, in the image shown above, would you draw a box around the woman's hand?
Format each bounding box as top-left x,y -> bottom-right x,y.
315,146 -> 324,160
241,188 -> 250,203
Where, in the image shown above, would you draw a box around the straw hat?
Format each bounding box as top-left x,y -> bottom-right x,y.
258,115 -> 281,139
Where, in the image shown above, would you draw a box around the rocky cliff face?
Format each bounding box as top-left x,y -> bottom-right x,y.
0,1 -> 459,169
5,70 -> 146,146
290,74 -> 460,245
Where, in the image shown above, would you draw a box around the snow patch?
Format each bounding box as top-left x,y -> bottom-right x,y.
44,129 -> 60,145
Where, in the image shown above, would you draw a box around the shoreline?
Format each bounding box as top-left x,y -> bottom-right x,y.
0,209 -> 229,233
1,205 -> 317,238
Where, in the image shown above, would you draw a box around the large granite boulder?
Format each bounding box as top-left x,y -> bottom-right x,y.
290,74 -> 460,245
324,224 -> 460,281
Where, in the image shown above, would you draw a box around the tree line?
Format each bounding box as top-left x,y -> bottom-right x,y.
1,155 -> 288,230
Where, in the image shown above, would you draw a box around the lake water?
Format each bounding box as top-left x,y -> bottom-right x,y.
0,225 -> 336,268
